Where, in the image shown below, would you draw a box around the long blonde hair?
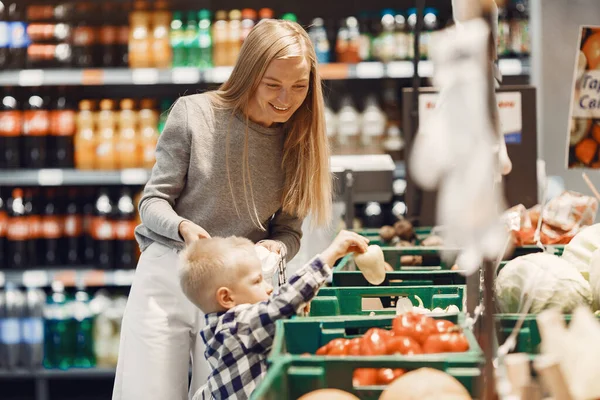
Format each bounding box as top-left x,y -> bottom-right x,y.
209,19 -> 332,228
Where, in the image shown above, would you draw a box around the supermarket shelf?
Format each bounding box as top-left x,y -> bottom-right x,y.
0,367 -> 116,379
0,168 -> 150,186
0,269 -> 136,288
0,59 -> 529,86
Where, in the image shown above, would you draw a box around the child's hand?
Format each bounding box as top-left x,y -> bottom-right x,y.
321,230 -> 369,267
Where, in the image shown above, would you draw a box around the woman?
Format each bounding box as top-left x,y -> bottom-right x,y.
112,19 -> 332,400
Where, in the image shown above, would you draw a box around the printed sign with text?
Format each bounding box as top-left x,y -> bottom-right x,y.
566,26 -> 600,169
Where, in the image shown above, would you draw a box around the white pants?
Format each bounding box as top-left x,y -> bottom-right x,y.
112,242 -> 211,400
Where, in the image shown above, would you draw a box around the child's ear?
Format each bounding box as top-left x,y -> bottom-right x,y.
216,287 -> 235,309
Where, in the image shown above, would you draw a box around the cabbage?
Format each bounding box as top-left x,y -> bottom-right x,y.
562,224 -> 600,274
495,253 -> 592,313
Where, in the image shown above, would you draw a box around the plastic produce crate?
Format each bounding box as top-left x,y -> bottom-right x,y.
269,315 -> 482,366
352,227 -> 432,247
333,253 -> 466,287
252,357 -> 481,400
310,285 -> 465,317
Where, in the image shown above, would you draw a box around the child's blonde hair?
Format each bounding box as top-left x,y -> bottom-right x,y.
179,237 -> 255,312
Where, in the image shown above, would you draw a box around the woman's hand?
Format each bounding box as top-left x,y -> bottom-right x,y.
256,240 -> 285,255
321,230 -> 369,267
179,221 -> 211,244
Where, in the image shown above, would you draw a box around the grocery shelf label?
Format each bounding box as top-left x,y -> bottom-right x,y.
82,69 -> 104,85
54,270 -> 76,287
417,61 -> 434,77
498,59 -> 523,76
113,270 -> 135,286
206,66 -> 233,83
120,168 -> 148,184
387,62 -> 414,78
172,68 -> 200,84
83,270 -> 105,287
566,26 -> 600,169
38,169 -> 64,186
318,63 -> 349,80
356,62 -> 385,79
23,271 -> 49,288
132,68 -> 159,85
18,69 -> 44,86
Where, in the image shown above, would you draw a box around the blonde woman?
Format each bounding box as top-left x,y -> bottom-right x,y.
112,19 -> 332,400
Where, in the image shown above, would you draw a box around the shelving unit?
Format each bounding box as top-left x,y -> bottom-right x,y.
0,269 -> 136,288
0,58 -> 529,86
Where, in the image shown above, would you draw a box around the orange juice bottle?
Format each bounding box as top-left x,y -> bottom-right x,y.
138,99 -> 158,169
74,100 -> 96,170
227,10 -> 242,66
95,99 -> 118,170
128,2 -> 151,68
212,10 -> 228,66
151,10 -> 172,68
117,99 -> 140,169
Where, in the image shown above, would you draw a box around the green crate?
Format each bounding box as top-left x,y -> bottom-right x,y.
310,285 -> 465,317
511,245 -> 564,257
333,253 -> 466,287
252,357 -> 481,400
352,227 -> 432,247
269,315 -> 482,367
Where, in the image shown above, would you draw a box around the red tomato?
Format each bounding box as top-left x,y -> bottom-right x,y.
434,319 -> 456,334
353,368 -> 378,387
422,332 -> 470,354
385,336 -> 422,355
359,328 -> 391,356
316,343 -> 330,355
327,338 -> 351,356
376,368 -> 406,385
347,338 -> 362,356
392,312 -> 436,344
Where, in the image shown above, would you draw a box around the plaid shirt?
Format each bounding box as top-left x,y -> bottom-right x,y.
193,256 -> 331,400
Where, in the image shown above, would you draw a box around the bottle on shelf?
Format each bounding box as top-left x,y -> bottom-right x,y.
23,90 -> 50,169
90,290 -> 112,367
227,9 -> 242,66
71,2 -> 96,68
21,287 -> 45,369
99,2 -> 118,67
421,8 -> 439,60
92,188 -> 114,269
0,1 -> 9,69
82,187 -> 95,264
116,2 -> 130,67
198,9 -> 213,69
361,95 -> 387,153
212,10 -> 228,67
128,2 -> 151,68
41,188 -> 63,266
258,8 -> 273,21
74,99 -> 96,170
115,187 -> 138,269
44,281 -> 73,370
0,87 -> 22,168
7,188 -> 28,269
308,18 -> 330,64
240,8 -> 256,43
373,10 -> 395,63
158,98 -> 171,135
511,0 -> 530,57
6,1 -> 29,69
73,289 -> 95,368
170,11 -> 185,67
406,8 -> 417,61
139,98 -> 159,169
63,187 -> 83,265
24,188 -> 41,267
50,86 -> 76,168
151,9 -> 172,68
281,13 -> 297,23
183,10 -> 199,67
117,98 -> 140,169
2,282 -> 24,369
393,12 -> 409,61
383,124 -> 404,161
324,100 -> 338,153
497,4 -> 511,58
336,17 -> 360,64
337,96 -> 361,154
95,99 -> 118,170
358,13 -> 373,62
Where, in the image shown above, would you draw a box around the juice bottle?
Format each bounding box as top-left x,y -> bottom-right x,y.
23,91 -> 50,169
394,13 -> 409,61
227,10 -> 242,65
421,8 -> 438,60
336,16 -> 360,63
74,100 -> 96,170
95,99 -> 118,170
373,10 -> 395,63
258,8 -> 273,21
50,87 -> 76,168
240,9 -> 256,42
151,10 -> 172,68
128,4 -> 151,68
0,87 -> 22,168
138,99 -> 159,169
308,18 -> 330,64
198,9 -> 213,69
92,188 -> 115,269
212,10 -> 228,67
117,99 -> 140,169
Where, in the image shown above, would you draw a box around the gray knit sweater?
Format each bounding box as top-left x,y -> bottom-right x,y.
134,93 -> 303,261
